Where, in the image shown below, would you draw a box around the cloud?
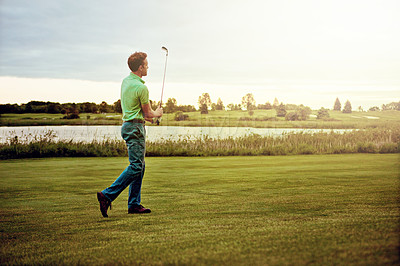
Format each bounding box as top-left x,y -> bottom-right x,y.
0,1 -> 147,80
1,0 -> 399,108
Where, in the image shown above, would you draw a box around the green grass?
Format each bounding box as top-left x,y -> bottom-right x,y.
1,155 -> 399,265
144,110 -> 400,129
1,110 -> 399,128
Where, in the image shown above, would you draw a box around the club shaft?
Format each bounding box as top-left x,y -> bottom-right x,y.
160,53 -> 168,106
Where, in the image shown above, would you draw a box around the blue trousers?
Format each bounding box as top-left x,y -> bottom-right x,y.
102,122 -> 146,208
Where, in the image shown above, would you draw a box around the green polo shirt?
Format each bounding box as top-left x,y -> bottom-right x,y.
121,73 -> 149,121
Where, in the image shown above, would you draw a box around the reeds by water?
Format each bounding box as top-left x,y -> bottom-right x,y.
1,127 -> 399,159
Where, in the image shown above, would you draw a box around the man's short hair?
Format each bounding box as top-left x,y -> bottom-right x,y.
127,52 -> 147,72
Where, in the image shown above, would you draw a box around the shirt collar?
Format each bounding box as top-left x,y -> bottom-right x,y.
130,72 -> 145,84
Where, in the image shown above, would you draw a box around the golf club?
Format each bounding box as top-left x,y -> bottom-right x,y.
156,46 -> 168,125
160,46 -> 168,107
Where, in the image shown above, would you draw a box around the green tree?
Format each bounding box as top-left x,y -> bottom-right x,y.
383,101 -> 400,111
285,111 -> 299,121
334,98 -> 341,111
342,100 -> 352,113
165,98 -> 177,113
99,101 -> 111,113
81,102 -> 97,113
150,100 -> 160,111
273,98 -> 279,107
198,93 -> 212,114
63,103 -> 80,119
257,102 -> 272,110
0,104 -> 21,114
211,103 -> 216,111
284,105 -> 311,121
25,101 -> 47,113
215,98 -> 224,110
285,104 -> 298,110
297,105 -> 312,120
227,103 -> 241,111
241,93 -> 256,111
113,100 -> 122,113
46,103 -> 61,114
176,105 -> 196,112
276,103 -> 287,117
317,107 -> 330,119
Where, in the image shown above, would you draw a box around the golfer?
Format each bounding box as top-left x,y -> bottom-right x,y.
97,52 -> 163,217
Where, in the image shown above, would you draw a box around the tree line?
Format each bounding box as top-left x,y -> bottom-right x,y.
1,96 -> 398,120
0,101 -> 122,119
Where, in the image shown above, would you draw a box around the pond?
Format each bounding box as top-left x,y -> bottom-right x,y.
0,125 -> 353,143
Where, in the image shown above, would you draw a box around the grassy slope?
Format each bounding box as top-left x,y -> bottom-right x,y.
1,110 -> 399,128
1,155 -> 399,265
0,113 -> 122,126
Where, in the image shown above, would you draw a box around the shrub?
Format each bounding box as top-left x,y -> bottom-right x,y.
285,112 -> 299,121
285,106 -> 311,121
63,113 -> 80,119
174,111 -> 189,121
317,108 -> 330,119
276,103 -> 287,117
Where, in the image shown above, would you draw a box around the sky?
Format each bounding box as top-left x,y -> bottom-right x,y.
1,0 -> 399,110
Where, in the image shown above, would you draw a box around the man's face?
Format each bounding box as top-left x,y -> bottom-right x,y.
141,59 -> 149,77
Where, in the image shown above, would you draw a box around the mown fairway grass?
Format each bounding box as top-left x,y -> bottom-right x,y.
1,154 -> 399,265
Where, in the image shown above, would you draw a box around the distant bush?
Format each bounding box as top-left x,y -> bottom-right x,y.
275,103 -> 287,117
174,111 -> 189,121
369,106 -> 380,112
317,108 -> 330,119
285,112 -> 299,121
63,113 -> 80,119
257,102 -> 272,110
285,105 -> 312,121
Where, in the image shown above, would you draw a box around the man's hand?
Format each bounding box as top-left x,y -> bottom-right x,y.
142,103 -> 163,119
155,106 -> 163,118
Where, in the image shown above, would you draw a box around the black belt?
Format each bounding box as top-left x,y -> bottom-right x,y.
124,119 -> 145,124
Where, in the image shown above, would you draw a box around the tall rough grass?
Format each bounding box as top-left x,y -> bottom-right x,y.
1,127 -> 399,159
146,128 -> 400,156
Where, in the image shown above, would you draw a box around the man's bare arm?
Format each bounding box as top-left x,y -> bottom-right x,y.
142,103 -> 163,121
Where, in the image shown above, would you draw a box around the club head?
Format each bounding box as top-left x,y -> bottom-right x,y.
162,46 -> 168,55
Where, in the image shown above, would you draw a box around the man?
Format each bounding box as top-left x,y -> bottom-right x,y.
97,52 -> 163,217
